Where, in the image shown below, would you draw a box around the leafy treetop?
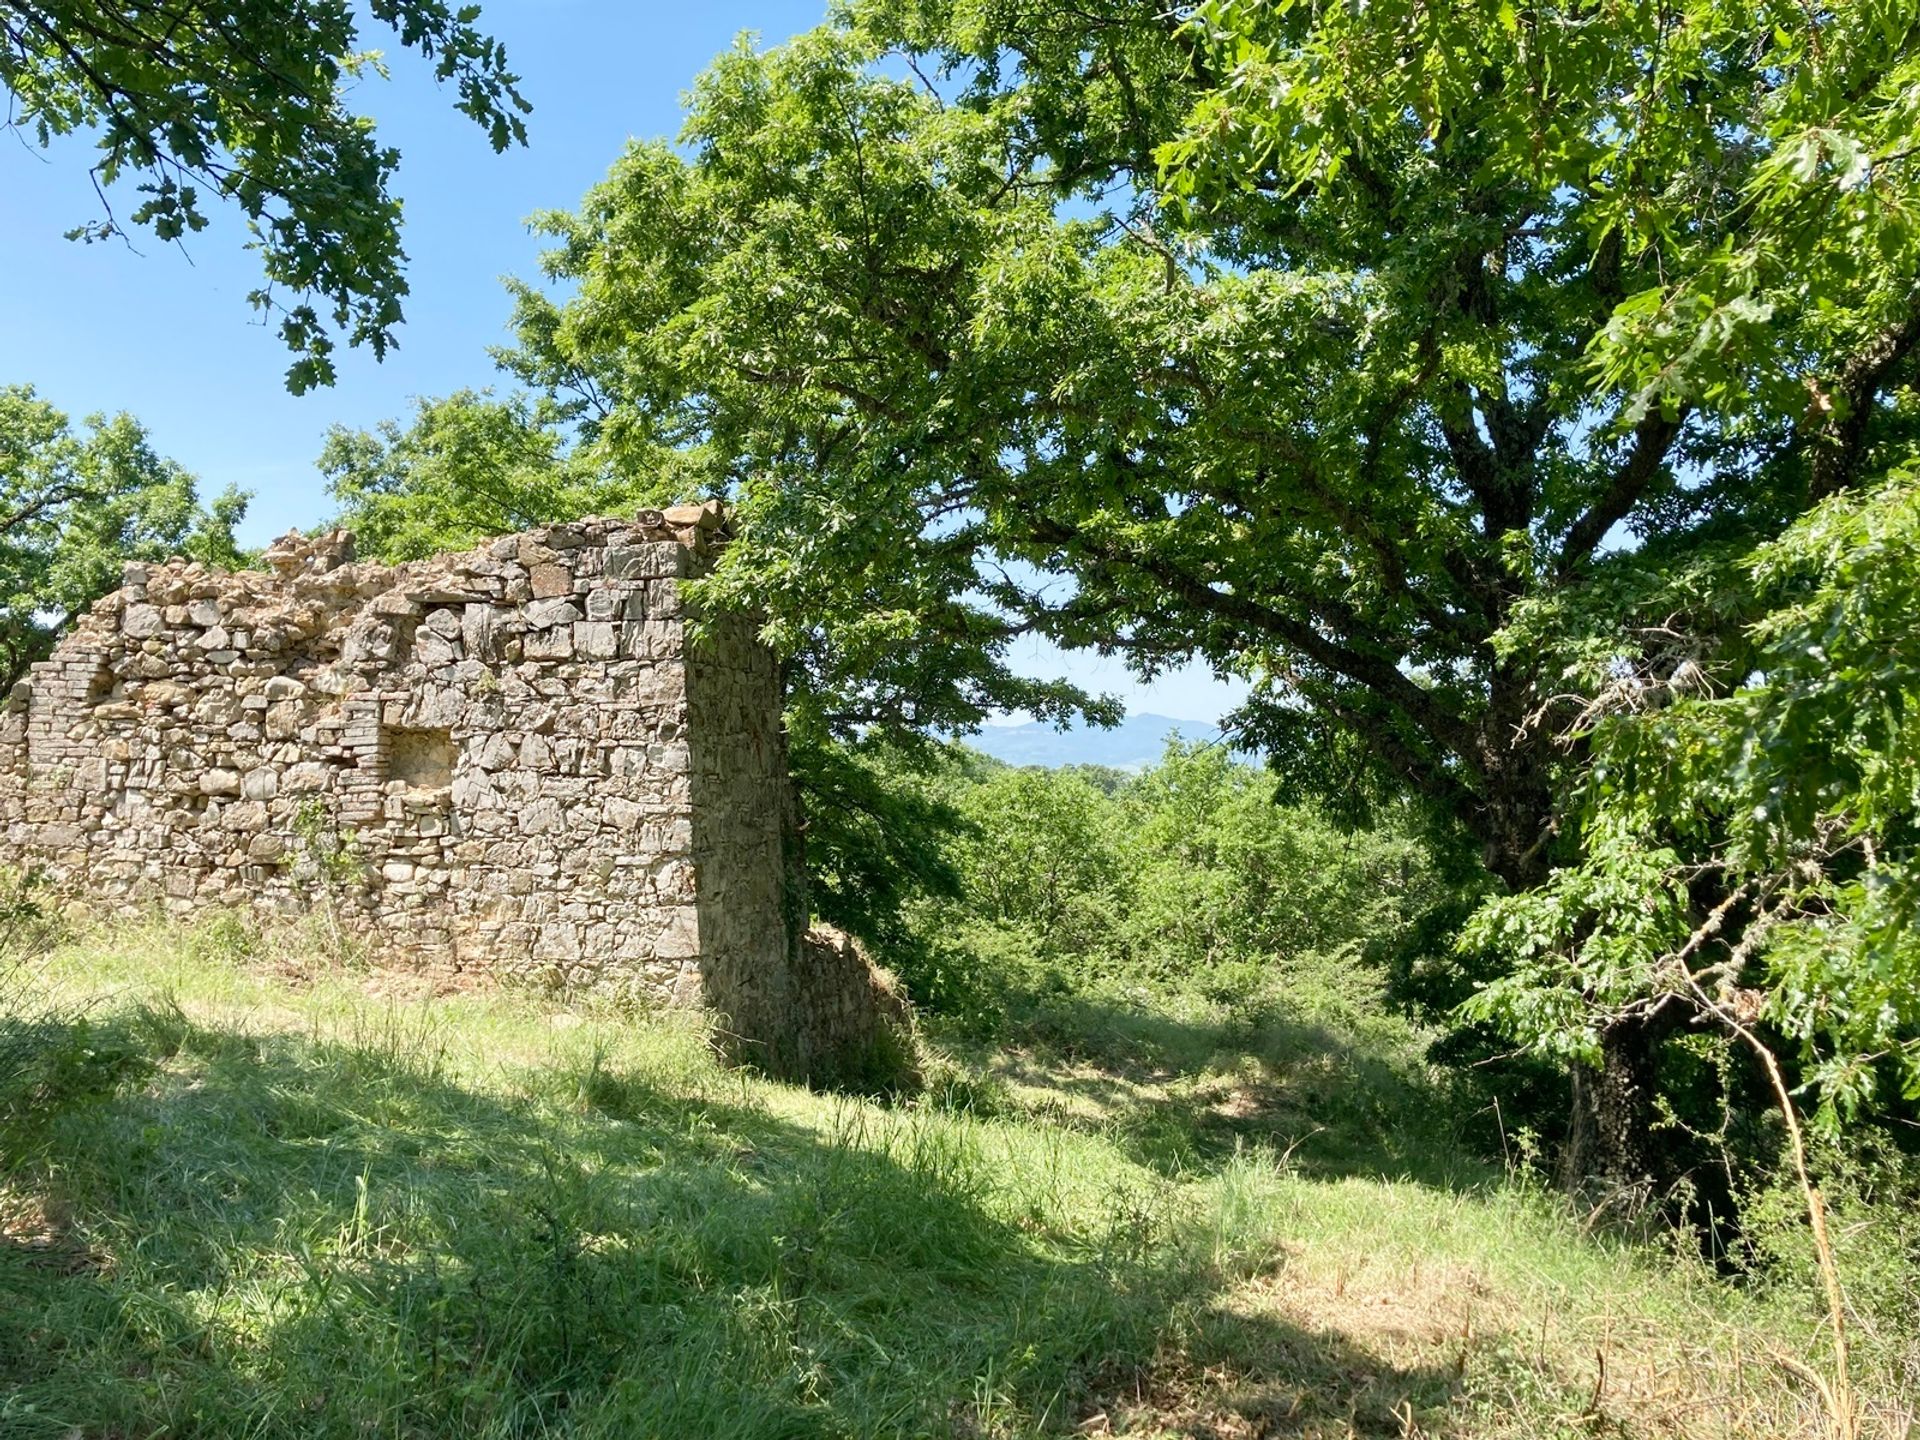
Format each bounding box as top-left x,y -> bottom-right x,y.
2,0 -> 531,391
0,383 -> 246,689
319,391 -> 663,562
497,0 -> 1920,890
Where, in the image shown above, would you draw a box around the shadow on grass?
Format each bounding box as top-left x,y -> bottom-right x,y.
0,1005 -> 1468,1439
977,989 -> 1496,1192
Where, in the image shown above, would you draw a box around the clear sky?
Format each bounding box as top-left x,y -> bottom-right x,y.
0,0 -> 1247,725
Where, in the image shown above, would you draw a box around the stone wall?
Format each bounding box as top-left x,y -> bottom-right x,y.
0,507 -> 903,1075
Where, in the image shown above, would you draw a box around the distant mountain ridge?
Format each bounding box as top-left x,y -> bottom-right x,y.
961,713 -> 1224,771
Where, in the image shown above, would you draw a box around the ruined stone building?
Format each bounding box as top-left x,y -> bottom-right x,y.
0,508 -> 903,1080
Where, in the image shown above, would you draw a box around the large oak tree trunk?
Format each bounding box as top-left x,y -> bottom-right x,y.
1475,680 -> 1558,891
1554,1011 -> 1686,1206
1475,691 -> 1679,1202
1556,1060 -> 1599,1193
1593,1011 -> 1664,1203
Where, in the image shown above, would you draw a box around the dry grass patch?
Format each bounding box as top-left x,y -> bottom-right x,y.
0,1180 -> 93,1276
1078,1236 -> 1907,1439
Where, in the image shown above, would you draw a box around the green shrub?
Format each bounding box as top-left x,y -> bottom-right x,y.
1740,1136 -> 1920,1399
839,737 -> 1449,1042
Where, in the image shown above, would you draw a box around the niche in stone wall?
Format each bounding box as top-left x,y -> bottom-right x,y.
386,727 -> 456,792
84,651 -> 115,707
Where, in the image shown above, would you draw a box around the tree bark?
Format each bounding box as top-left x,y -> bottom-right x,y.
1595,1015 -> 1658,1199
1472,672 -> 1558,890
1587,1005 -> 1686,1208
1556,1060 -> 1598,1193
1470,677 -> 1682,1203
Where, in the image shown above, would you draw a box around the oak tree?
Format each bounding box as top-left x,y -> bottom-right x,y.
319,390 -> 652,562
489,0 -> 1918,1179
505,1 -> 1919,882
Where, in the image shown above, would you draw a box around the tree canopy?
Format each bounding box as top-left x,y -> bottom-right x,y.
2,0 -> 530,390
1467,469 -> 1920,1126
430,0 -> 1918,1187
319,391 -> 653,562
497,0 -> 1920,898
0,384 -> 245,688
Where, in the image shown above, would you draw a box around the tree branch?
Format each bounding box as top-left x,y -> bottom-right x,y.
1558,407 -> 1686,575
1021,512 -> 1484,767
1805,290 -> 1920,501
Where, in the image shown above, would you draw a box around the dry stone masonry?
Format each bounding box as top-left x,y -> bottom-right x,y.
0,507 -> 908,1082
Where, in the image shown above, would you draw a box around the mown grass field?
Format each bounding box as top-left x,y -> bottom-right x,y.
0,917 -> 1909,1438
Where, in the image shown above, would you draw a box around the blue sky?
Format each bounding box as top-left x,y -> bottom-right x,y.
0,0 -> 1247,724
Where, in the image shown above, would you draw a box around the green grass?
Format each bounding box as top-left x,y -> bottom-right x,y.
0,917 -> 1908,1438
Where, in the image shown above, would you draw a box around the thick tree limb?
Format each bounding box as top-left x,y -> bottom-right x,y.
1805,291 -> 1920,501
1559,408 -> 1686,575
1022,512 -> 1484,771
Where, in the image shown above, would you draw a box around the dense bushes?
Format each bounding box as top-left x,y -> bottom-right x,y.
810,738 -> 1446,1034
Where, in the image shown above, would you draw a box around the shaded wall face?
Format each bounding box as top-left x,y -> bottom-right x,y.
685,616 -> 796,1058
0,519 -> 783,1004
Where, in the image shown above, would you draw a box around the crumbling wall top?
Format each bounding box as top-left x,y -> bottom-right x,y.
62,502 -> 732,656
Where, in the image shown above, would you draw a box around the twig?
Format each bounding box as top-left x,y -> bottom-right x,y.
1676,970 -> 1858,1440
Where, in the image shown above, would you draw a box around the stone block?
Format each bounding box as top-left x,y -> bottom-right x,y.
415,630 -> 459,668
604,543 -> 687,581
574,622 -> 618,660
525,597 -> 581,631
644,581 -> 683,617
283,761 -> 333,793
223,802 -> 269,832
471,733 -> 516,771
523,628 -> 574,661
200,768 -> 242,796
145,681 -> 193,709
652,906 -> 700,959
123,604 -> 165,638
422,607 -> 463,639
532,923 -> 581,961
462,604 -> 503,659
